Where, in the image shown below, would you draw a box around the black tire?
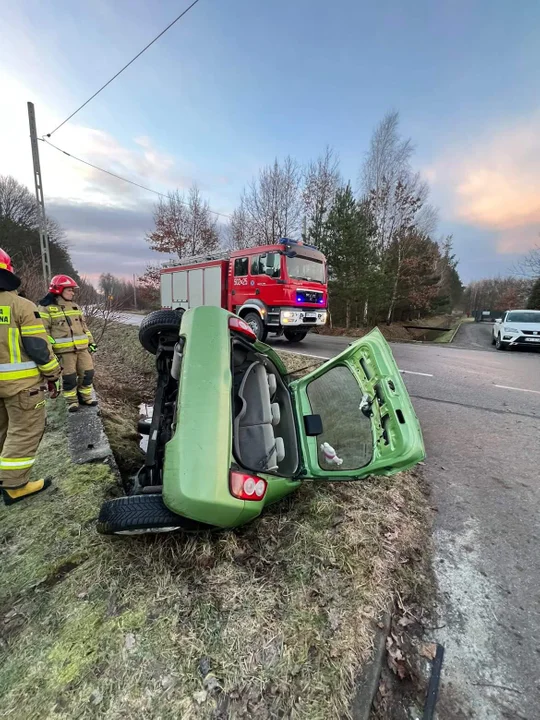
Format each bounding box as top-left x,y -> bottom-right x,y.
491,333 -> 496,346
495,334 -> 508,351
97,494 -> 199,535
243,312 -> 267,342
139,308 -> 184,355
137,417 -> 152,435
284,330 -> 307,343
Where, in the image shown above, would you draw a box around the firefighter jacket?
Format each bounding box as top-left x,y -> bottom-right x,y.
38,298 -> 94,354
0,291 -> 61,398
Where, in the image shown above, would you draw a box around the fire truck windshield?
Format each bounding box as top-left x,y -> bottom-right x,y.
286,255 -> 325,284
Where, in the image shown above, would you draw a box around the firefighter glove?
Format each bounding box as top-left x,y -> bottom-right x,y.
47,379 -> 61,399
88,343 -> 98,353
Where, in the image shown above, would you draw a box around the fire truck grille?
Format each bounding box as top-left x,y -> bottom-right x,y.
296,290 -> 323,304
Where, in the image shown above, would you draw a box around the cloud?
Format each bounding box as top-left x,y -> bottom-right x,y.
47,200 -> 159,278
0,73 -> 193,278
427,112 -> 540,254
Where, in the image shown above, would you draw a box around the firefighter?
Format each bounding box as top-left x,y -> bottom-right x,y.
0,249 -> 61,505
38,276 -> 98,412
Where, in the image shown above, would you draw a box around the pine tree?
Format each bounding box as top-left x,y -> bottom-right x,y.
320,185 -> 377,328
527,277 -> 540,309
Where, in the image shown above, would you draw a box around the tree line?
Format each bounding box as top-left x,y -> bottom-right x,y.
464,272 -> 540,313
0,175 -> 156,310
145,112 -> 464,326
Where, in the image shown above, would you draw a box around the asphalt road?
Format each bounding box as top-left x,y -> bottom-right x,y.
123,313 -> 540,717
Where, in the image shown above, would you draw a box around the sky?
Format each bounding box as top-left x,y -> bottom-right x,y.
1,0 -> 539,285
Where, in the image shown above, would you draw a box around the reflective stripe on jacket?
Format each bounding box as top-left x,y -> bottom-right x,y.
0,291 -> 61,398
38,300 -> 94,354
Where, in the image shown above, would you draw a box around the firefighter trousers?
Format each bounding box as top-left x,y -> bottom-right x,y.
59,349 -> 95,404
0,385 -> 46,488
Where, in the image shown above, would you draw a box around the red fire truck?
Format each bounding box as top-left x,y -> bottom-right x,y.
160,238 -> 328,342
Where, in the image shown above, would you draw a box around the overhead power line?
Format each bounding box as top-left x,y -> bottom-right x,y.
40,137 -> 231,219
45,0 -> 202,137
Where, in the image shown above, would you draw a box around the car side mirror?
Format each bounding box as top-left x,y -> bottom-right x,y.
495,318 -> 502,323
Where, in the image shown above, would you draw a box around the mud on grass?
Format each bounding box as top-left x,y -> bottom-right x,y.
93,323 -> 155,474
0,344 -> 432,720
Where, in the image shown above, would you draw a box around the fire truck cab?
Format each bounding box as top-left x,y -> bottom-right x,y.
160,238 -> 328,342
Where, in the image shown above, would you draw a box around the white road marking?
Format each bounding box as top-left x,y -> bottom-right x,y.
494,384 -> 540,396
400,369 -> 434,377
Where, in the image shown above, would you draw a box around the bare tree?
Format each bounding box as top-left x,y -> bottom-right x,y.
78,279 -> 127,345
15,249 -> 47,302
241,157 -> 303,244
515,245 -> 540,278
0,175 -> 66,243
302,146 -> 341,247
0,175 -> 40,228
225,204 -> 257,250
361,111 -> 439,253
146,185 -> 219,259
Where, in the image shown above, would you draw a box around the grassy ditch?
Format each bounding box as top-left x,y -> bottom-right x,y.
318,314 -> 466,344
91,321 -> 155,475
0,333 -> 432,720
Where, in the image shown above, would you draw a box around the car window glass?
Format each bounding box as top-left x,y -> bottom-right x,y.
506,311 -> 540,323
307,365 -> 373,471
250,253 -> 280,278
264,252 -> 281,278
234,258 -> 248,276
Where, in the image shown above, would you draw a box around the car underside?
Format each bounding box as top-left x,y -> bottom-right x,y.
97,306 -> 425,535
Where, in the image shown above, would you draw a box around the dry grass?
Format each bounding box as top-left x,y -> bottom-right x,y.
92,322 -> 155,474
0,330 -> 432,720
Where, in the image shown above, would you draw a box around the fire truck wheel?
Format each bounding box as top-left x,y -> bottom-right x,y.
244,312 -> 267,342
139,308 -> 184,354
284,330 -> 307,343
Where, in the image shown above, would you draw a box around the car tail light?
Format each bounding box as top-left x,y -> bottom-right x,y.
230,471 -> 267,501
229,316 -> 257,341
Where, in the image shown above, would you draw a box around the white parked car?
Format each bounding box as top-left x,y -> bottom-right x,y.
492,309 -> 540,350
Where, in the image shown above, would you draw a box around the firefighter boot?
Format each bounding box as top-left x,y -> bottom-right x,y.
2,478 -> 52,505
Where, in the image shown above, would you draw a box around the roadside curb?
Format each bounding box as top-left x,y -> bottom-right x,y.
448,318 -> 465,343
351,611 -> 391,719
67,404 -> 120,479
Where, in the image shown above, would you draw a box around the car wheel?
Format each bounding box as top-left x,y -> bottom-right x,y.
491,333 -> 496,345
243,312 -> 267,342
284,330 -> 307,343
97,494 -> 203,535
495,334 -> 508,351
138,308 -> 184,355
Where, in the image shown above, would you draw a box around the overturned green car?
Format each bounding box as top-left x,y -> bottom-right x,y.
97,306 -> 425,534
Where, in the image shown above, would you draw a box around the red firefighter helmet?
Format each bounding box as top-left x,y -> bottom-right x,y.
0,249 -> 14,273
49,275 -> 79,295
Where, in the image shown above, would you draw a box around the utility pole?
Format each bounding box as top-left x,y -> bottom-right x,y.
132,273 -> 137,310
27,102 -> 51,282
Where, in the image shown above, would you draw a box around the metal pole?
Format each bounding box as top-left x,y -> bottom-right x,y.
27,102 -> 52,282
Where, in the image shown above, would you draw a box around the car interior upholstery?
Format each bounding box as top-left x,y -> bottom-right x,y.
232,342 -> 299,476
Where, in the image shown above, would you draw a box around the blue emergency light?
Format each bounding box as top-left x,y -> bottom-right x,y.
280,238 -> 318,250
